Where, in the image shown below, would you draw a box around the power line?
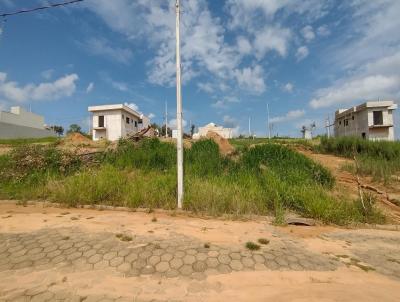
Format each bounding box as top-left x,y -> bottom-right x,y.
0,0 -> 84,18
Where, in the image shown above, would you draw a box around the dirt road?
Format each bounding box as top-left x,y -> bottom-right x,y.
0,202 -> 399,301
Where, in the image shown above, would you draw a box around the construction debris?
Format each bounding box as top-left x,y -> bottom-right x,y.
128,126 -> 157,142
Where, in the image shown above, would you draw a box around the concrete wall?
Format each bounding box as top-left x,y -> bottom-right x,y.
91,109 -> 141,141
334,107 -> 395,141
0,122 -> 56,139
0,107 -> 45,129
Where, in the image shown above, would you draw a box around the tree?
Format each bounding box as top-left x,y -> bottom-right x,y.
190,124 -> 195,137
67,124 -> 82,134
50,125 -> 64,137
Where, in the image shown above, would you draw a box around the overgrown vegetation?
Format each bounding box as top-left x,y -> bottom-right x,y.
319,136 -> 400,184
0,138 -> 385,225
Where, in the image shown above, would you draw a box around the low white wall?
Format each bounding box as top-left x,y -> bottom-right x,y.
0,122 -> 56,139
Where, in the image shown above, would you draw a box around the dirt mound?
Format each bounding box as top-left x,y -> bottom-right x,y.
206,131 -> 234,155
62,132 -> 92,145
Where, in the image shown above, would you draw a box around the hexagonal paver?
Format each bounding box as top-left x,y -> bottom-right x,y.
88,254 -> 102,264
206,258 -> 219,268
103,251 -> 117,261
192,261 -> 207,272
148,255 -> 161,266
253,254 -> 265,264
170,258 -> 184,269
218,254 -> 231,265
183,255 -> 196,265
110,257 -> 124,267
161,253 -> 173,262
179,264 -> 193,276
155,261 -> 170,273
208,251 -> 219,257
141,265 -> 155,274
125,253 -> 138,262
230,260 -> 243,271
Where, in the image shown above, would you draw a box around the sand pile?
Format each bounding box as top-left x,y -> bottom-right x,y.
206,131 -> 234,155
62,132 -> 92,145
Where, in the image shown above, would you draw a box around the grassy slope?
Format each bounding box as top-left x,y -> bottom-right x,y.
318,136 -> 400,184
0,138 -> 385,225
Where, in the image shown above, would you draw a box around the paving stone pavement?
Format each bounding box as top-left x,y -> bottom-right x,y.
323,231 -> 400,279
0,226 -> 340,301
2,226 -> 400,301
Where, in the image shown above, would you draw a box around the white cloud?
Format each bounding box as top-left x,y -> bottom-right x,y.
236,36 -> 252,55
197,82 -> 215,93
317,25 -> 330,36
0,72 -> 78,103
270,109 -> 305,123
222,115 -> 237,128
233,65 -> 266,95
254,26 -> 291,58
148,113 -> 155,119
283,82 -> 294,93
310,75 -> 400,109
82,37 -> 133,64
296,46 -> 309,61
86,82 -> 94,93
211,96 -> 240,109
301,25 -> 315,42
41,69 -> 54,80
124,102 -> 139,112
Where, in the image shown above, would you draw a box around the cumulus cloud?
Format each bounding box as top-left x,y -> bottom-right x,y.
296,46 -> 309,61
317,25 -> 330,36
197,82 -> 215,93
0,72 -> 78,103
270,109 -> 305,123
233,65 -> 266,94
254,26 -> 291,58
283,82 -> 294,93
211,96 -> 240,109
86,82 -> 94,93
124,102 -> 139,112
310,75 -> 400,109
148,113 -> 155,119
301,25 -> 315,42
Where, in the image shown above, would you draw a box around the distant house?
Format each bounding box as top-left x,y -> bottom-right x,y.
334,101 -> 397,141
0,106 -> 56,139
88,104 -> 150,141
193,123 -> 233,139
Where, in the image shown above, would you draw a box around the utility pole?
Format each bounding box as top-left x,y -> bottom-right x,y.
165,101 -> 168,138
267,103 -> 271,139
175,0 -> 183,209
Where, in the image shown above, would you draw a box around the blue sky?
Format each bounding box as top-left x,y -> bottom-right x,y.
0,0 -> 399,138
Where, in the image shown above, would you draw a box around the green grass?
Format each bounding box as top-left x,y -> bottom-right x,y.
319,136 -> 400,184
0,138 -> 386,225
245,242 -> 261,250
0,137 -> 59,145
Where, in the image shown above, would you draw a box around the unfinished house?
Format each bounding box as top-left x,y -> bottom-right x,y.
334,101 -> 397,141
88,104 -> 150,141
0,106 -> 56,139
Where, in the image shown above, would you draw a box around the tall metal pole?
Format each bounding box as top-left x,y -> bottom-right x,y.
248,116 -> 251,137
176,0 -> 183,209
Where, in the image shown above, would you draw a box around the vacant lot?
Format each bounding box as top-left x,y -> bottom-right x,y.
0,137 -> 386,225
0,203 -> 399,302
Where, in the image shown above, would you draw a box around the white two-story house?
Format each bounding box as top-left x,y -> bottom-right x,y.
88,104 -> 150,141
334,100 -> 397,141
